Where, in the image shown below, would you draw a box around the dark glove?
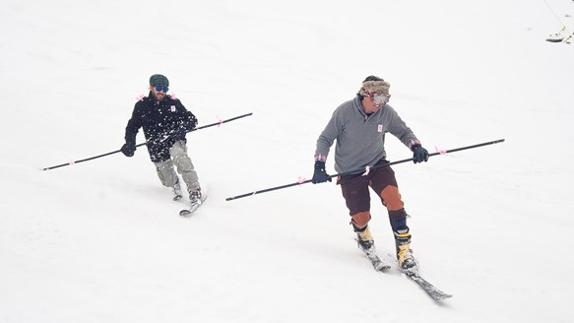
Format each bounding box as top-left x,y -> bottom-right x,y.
411,144 -> 429,163
187,118 -> 197,131
175,127 -> 188,138
311,160 -> 332,184
121,142 -> 136,157
181,115 -> 197,132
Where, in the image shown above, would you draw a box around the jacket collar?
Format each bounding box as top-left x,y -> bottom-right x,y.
147,91 -> 170,104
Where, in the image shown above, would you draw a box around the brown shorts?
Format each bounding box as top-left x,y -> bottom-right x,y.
339,159 -> 407,231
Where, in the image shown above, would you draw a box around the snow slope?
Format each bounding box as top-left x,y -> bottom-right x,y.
1,0 -> 573,322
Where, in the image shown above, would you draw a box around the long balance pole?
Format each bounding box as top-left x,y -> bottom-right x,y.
42,112 -> 253,171
225,138 -> 505,201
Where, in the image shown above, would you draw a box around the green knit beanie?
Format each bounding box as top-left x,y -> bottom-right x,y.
149,74 -> 169,88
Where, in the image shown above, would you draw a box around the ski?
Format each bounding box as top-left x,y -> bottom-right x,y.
546,27 -> 573,44
402,270 -> 452,302
179,194 -> 207,217
356,240 -> 391,272
356,239 -> 452,301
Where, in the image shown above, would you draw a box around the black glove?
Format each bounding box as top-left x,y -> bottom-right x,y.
175,127 -> 188,138
181,115 -> 197,133
187,118 -> 197,131
411,144 -> 429,163
121,142 -> 136,157
311,160 -> 332,184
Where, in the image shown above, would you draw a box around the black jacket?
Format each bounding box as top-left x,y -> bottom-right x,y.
124,93 -> 197,162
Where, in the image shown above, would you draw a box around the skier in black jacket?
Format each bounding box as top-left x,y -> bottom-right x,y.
121,74 -> 202,203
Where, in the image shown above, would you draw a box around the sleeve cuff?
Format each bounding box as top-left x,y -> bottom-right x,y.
315,154 -> 327,162
409,140 -> 421,151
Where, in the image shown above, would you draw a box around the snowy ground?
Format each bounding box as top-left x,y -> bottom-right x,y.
1,0 -> 573,322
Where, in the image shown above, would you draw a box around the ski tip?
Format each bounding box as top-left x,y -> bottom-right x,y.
179,209 -> 192,217
433,294 -> 453,303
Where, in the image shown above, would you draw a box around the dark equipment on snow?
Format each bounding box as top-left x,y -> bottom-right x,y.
225,139 -> 505,201
41,112 -> 253,171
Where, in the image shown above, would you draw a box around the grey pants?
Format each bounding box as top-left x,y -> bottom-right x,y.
154,141 -> 200,193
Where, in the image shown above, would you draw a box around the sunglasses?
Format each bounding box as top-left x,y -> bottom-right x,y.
154,86 -> 169,93
371,93 -> 389,106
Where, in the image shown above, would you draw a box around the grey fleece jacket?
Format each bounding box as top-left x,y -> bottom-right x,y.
315,96 -> 420,174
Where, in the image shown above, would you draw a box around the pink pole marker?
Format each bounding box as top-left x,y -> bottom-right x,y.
435,146 -> 447,155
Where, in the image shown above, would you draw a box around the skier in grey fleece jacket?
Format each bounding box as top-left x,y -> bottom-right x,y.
311,75 -> 429,272
315,93 -> 421,175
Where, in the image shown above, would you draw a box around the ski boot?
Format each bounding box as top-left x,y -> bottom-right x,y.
394,228 -> 417,273
172,179 -> 183,201
179,187 -> 205,217
189,187 -> 203,206
356,227 -> 375,252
